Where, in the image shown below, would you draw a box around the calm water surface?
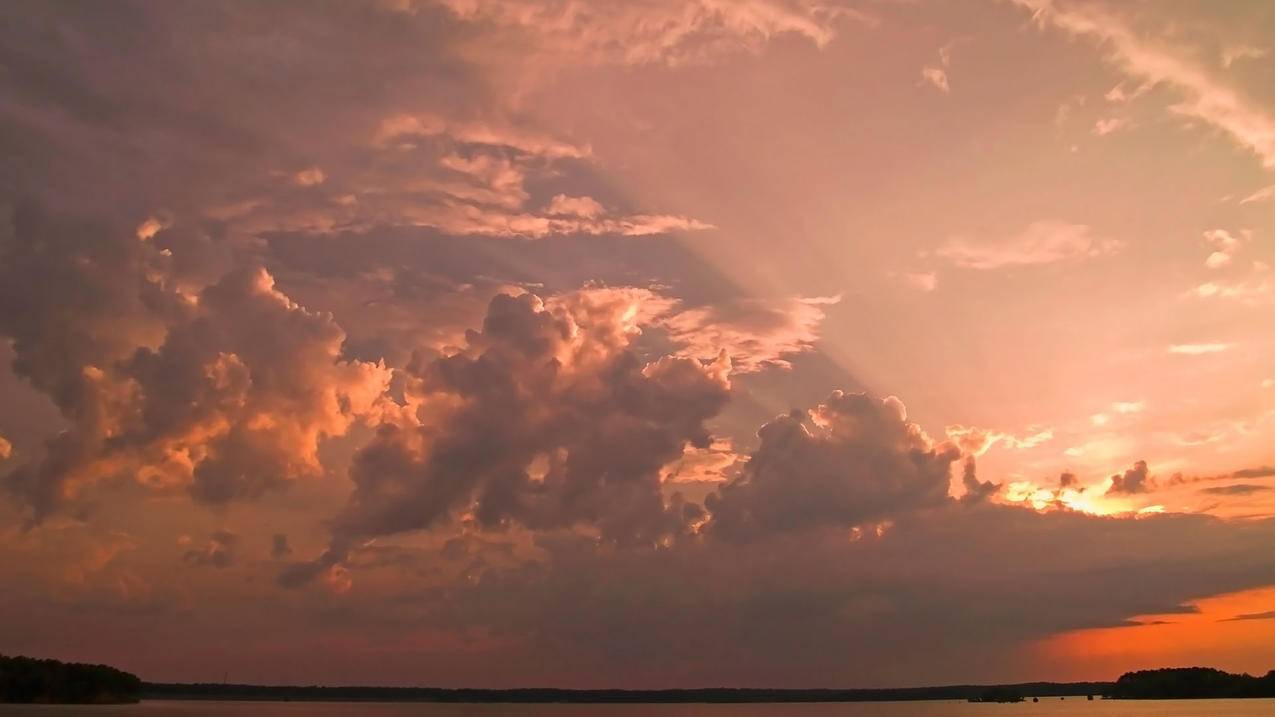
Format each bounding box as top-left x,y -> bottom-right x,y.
2,701 -> 1274,716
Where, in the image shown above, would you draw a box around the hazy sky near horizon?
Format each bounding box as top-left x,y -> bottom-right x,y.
2,0 -> 1275,689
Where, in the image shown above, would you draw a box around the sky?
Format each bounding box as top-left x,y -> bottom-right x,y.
1,0 -> 1274,689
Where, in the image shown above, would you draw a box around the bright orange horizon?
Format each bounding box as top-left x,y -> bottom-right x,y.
1,0 -> 1274,689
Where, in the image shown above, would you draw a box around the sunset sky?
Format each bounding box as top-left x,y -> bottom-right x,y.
2,0 -> 1275,689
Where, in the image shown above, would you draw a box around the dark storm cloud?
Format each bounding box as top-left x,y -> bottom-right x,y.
1201,484 -> 1272,496
296,502 -> 1275,687
1106,459 -> 1154,495
1232,466 -> 1275,479
706,391 -> 959,540
1220,610 -> 1275,622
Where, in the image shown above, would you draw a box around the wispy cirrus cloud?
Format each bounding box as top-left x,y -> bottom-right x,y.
1168,342 -> 1232,355
1014,0 -> 1275,168
421,0 -> 860,67
1241,185 -> 1275,204
659,294 -> 841,373
946,424 -> 1054,457
932,220 -> 1120,270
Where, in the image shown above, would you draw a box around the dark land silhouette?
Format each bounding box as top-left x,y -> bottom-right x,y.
1109,667 -> 1275,699
10,654 -> 1275,704
144,681 -> 1112,703
0,654 -> 141,704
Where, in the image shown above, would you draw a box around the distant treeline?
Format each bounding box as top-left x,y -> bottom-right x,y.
143,681 -> 1111,703
1110,667 -> 1275,699
0,654 -> 141,704
12,653 -> 1275,705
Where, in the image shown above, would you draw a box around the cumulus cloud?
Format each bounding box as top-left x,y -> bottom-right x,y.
933,221 -> 1121,270
706,392 -> 960,540
285,289 -> 732,584
1202,228 -> 1250,269
0,206 -> 390,518
1107,460 -> 1153,495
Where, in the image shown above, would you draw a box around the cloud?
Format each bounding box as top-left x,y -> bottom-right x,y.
1241,185 -> 1275,204
1092,117 -> 1132,136
0,3 -> 713,246
1201,484 -> 1271,496
1221,44 -> 1268,68
375,114 -> 592,160
298,503 -> 1275,686
706,392 -> 960,540
1188,278 -> 1275,305
661,439 -> 744,486
1014,0 -> 1275,169
1107,460 -> 1153,495
1220,610 -> 1275,622
659,295 -> 840,373
285,289 -> 733,584
946,424 -> 1053,457
182,530 -> 239,568
920,34 -> 957,94
933,221 -> 1121,270
1,207 -> 390,518
1168,342 -> 1231,355
292,167 -> 327,187
426,0 -> 856,67
1091,400 -> 1145,426
896,271 -> 938,292
0,434 -> 11,461
546,194 -> 606,219
920,67 -> 949,93
1201,228 -> 1250,269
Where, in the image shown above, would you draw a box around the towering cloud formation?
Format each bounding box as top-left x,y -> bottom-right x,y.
288,289 -> 732,582
0,206 -> 389,518
707,392 -> 960,540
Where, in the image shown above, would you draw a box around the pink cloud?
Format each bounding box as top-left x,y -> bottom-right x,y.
934,220 -> 1121,270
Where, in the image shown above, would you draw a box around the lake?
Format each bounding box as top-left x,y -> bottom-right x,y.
3,700 -> 1275,716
